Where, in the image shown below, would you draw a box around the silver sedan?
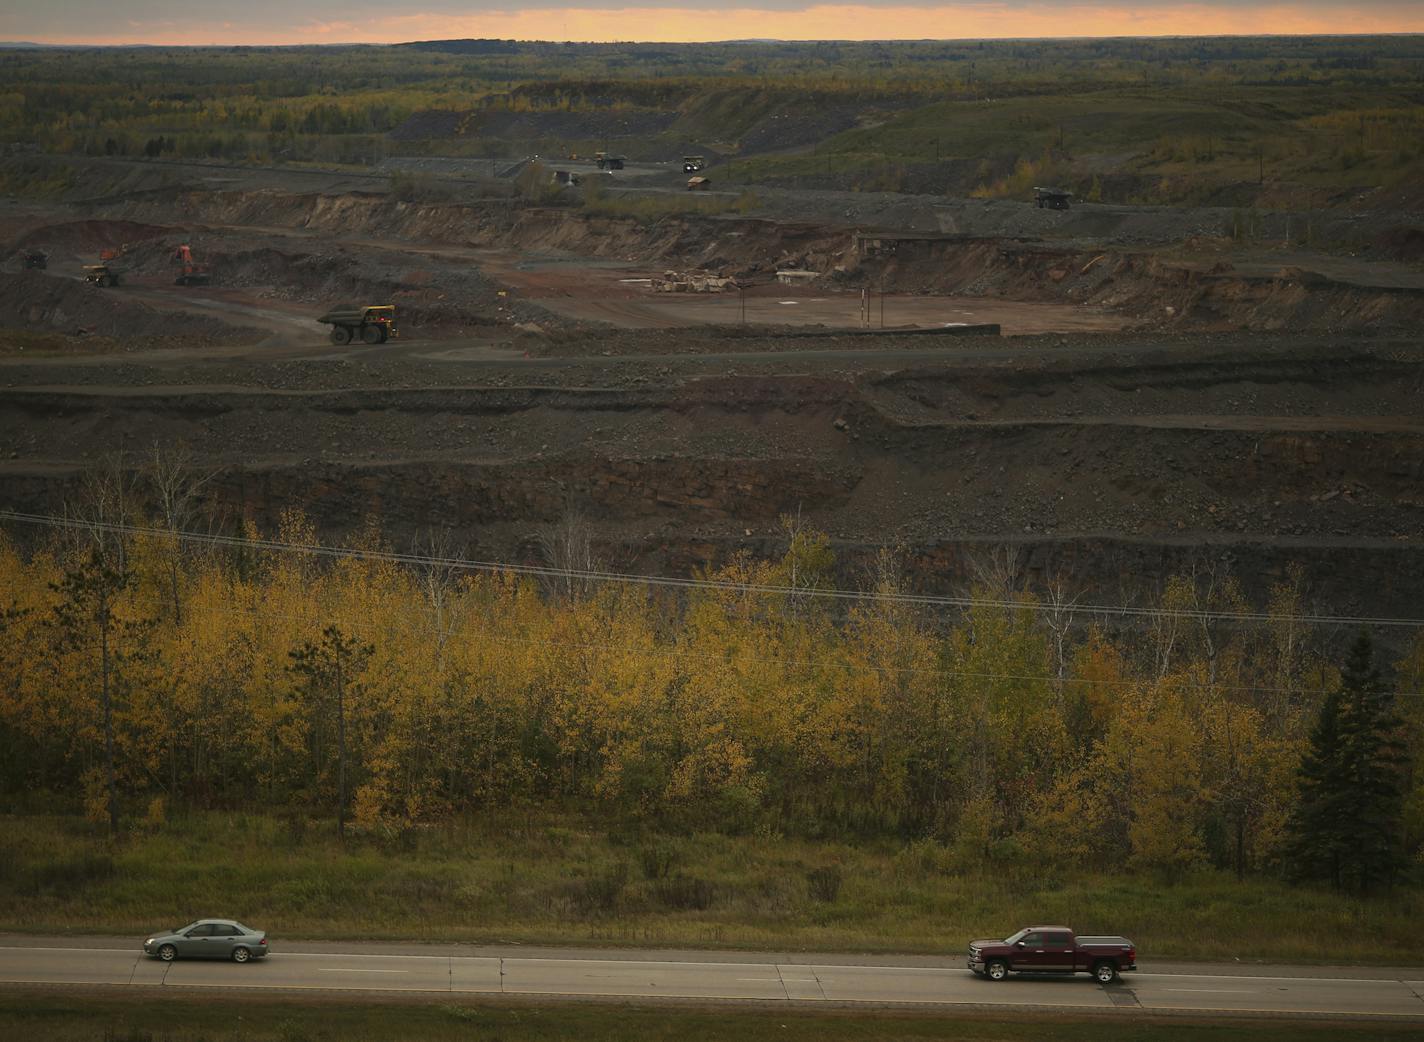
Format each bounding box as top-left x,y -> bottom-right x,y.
143,919 -> 269,962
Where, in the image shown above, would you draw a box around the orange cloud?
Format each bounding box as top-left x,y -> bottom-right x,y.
26,5 -> 1424,46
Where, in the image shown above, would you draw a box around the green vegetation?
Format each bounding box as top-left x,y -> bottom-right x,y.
0,501 -> 1418,916
1285,634 -> 1409,891
1,810 -> 1421,962
7,992 -> 1423,1042
579,176 -> 760,219
1,501 -> 1422,962
5,514 -> 1423,889
727,85 -> 1424,203
0,157 -> 77,199
2,37 -> 1422,202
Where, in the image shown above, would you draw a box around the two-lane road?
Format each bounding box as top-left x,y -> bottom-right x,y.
1,939 -> 1421,1018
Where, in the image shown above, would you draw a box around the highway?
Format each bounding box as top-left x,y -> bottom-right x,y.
1,938 -> 1422,1018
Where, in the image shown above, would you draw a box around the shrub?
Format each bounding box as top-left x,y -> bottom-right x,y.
30,854 -> 116,895
144,796 -> 167,831
806,865 -> 842,903
653,873 -> 716,911
638,840 -> 679,880
565,862 -> 629,916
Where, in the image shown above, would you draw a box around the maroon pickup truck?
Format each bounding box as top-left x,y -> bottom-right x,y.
968,926 -> 1137,983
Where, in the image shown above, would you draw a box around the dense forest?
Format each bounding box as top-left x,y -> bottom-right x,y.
1,497 -> 1418,893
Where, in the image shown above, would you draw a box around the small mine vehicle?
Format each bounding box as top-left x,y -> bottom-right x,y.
682,155 -> 706,173
318,304 -> 398,345
22,249 -> 48,270
83,263 -> 121,287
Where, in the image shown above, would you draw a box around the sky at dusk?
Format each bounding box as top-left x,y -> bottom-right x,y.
3,1 -> 1423,46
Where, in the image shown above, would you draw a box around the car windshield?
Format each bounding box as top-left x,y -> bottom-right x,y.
1003,929 -> 1029,945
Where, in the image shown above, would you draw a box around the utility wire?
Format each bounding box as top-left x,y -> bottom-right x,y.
154,596 -> 1424,700
23,582 -> 1424,701
2,508 -> 1423,629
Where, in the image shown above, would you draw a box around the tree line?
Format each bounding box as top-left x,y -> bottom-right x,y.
0,501 -> 1417,893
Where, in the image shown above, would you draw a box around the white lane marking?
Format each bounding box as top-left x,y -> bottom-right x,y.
0,948 -> 1417,989
1167,988 -> 1256,993
315,968 -> 408,973
0,947 -> 142,954
277,952 -> 450,961
736,977 -> 782,981
499,987 -> 1113,1008
507,958 -> 779,971
1133,970 -> 1413,984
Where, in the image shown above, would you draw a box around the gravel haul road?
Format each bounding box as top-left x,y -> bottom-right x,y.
2,940 -> 1422,1019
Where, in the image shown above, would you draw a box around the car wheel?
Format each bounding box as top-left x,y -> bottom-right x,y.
232,946 -> 251,964
157,944 -> 176,962
986,959 -> 1008,981
1094,960 -> 1118,984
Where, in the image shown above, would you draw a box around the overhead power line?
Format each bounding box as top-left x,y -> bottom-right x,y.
2,508 -> 1422,630
157,596 -> 1424,700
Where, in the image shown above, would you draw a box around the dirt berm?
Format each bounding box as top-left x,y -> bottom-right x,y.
1,334 -> 1420,619
93,186 -> 1424,334
0,270 -> 262,343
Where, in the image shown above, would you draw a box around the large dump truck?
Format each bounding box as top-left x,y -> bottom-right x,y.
593,152 -> 625,170
83,263 -> 121,287
317,304 -> 398,345
84,245 -> 125,286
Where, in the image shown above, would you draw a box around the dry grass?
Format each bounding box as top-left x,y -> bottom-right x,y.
1,811 -> 1420,964
4,991 -> 1423,1042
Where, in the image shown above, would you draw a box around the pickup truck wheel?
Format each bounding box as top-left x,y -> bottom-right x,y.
985,959 -> 1009,981
1093,960 -> 1118,984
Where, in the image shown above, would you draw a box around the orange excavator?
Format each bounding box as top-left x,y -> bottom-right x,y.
173,242 -> 210,286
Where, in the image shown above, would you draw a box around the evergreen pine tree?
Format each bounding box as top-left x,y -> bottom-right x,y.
1285,633 -> 1406,892
1283,682 -> 1350,888
1336,633 -> 1407,893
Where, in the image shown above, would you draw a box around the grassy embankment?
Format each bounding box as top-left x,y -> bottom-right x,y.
2,812 -> 1419,964
727,86 -> 1424,203
5,992 -> 1423,1042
